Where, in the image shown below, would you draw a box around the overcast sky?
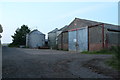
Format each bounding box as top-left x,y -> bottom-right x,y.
0,1 -> 118,43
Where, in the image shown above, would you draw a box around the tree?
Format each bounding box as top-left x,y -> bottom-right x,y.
0,24 -> 3,33
10,25 -> 30,46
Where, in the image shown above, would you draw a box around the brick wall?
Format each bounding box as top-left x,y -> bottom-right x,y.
89,25 -> 103,51
89,43 -> 103,51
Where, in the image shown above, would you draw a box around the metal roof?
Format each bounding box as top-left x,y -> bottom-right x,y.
29,29 -> 45,35
48,28 -> 58,34
64,18 -> 120,31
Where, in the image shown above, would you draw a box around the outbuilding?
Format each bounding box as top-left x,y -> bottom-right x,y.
26,29 -> 45,48
56,26 -> 68,50
57,18 -> 120,52
48,28 -> 58,49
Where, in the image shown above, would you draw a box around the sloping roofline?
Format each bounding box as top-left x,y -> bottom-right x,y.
48,28 -> 58,34
66,17 -> 120,31
28,29 -> 45,35
70,18 -> 119,27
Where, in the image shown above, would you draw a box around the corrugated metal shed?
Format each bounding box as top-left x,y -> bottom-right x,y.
26,29 -> 45,48
48,28 -> 58,49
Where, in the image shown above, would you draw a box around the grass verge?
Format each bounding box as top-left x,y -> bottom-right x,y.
81,49 -> 113,54
82,46 -> 120,70
105,46 -> 120,70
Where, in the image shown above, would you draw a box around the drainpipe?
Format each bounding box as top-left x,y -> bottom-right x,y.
102,24 -> 104,49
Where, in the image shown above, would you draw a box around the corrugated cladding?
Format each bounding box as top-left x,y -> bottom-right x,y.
27,30 -> 45,48
48,28 -> 58,49
69,30 -> 77,51
69,27 -> 88,52
107,32 -> 120,44
104,24 -> 120,48
48,32 -> 57,49
57,34 -> 62,50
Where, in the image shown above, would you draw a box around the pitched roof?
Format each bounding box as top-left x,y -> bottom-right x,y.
48,28 -> 58,34
64,18 -> 120,31
64,18 -> 100,31
58,25 -> 68,31
29,29 -> 44,35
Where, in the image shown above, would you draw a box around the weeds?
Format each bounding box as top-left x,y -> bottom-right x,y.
81,49 -> 113,54
107,46 -> 120,70
82,46 -> 120,70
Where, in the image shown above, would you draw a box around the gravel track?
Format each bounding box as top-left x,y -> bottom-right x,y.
2,46 -> 116,78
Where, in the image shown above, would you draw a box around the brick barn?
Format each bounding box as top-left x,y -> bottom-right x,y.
57,18 -> 120,52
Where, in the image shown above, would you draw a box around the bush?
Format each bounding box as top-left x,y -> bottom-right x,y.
111,46 -> 120,69
8,43 -> 19,47
105,46 -> 120,70
112,46 -> 120,59
81,49 -> 112,54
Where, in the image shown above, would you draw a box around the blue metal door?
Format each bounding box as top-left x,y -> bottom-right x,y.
77,27 -> 88,52
68,27 -> 88,52
69,31 -> 77,51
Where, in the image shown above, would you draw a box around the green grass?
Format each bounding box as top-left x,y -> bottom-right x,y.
107,46 -> 120,70
105,57 -> 120,70
81,49 -> 113,54
82,46 -> 120,70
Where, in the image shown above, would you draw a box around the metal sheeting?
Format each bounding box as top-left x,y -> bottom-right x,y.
29,34 -> 45,48
69,30 -> 77,51
27,30 -> 45,48
77,28 -> 88,51
48,32 -> 57,49
107,31 -> 120,44
69,27 -> 88,52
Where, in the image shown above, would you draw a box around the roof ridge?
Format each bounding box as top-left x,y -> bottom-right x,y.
29,29 -> 44,35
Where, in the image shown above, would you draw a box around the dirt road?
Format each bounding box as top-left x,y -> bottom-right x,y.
2,46 -> 116,78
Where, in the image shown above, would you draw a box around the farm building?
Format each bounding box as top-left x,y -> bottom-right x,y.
48,28 -> 58,49
104,25 -> 120,48
26,29 -> 45,48
57,26 -> 68,50
48,26 -> 68,49
57,18 -> 120,52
